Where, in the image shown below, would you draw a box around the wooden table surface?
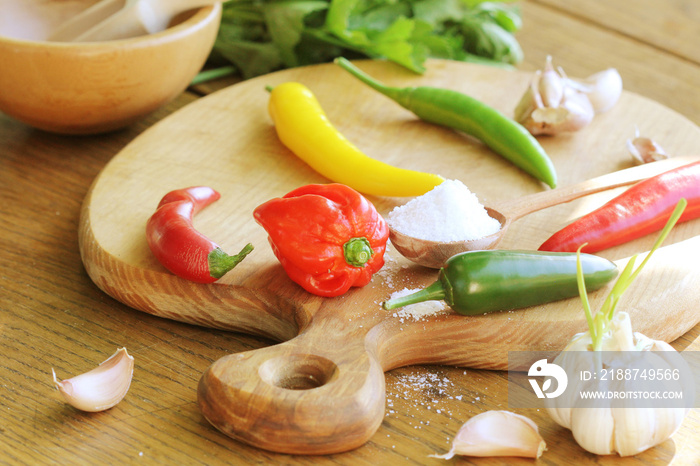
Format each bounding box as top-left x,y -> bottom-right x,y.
1,1 -> 698,464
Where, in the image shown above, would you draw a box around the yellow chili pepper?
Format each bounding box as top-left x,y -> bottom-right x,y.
267,82 -> 445,197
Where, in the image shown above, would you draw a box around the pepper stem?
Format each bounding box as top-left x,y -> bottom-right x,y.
382,281 -> 446,310
208,243 -> 254,279
343,237 -> 373,267
334,57 -> 405,102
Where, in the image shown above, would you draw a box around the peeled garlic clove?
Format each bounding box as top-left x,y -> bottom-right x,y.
52,347 -> 134,412
430,410 -> 547,459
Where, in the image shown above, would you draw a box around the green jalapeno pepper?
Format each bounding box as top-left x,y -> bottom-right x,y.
382,250 -> 617,315
335,57 -> 557,189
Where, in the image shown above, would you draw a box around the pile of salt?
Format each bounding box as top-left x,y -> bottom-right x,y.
387,180 -> 501,242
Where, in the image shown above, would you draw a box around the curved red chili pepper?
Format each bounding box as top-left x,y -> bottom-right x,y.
146,186 -> 253,283
539,161 -> 700,253
253,183 -> 389,297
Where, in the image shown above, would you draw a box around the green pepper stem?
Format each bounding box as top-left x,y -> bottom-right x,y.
343,237 -> 373,267
334,57 -> 404,102
209,243 -> 254,279
382,281 -> 446,310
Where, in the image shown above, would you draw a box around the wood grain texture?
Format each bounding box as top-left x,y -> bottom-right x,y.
2,0 -> 700,463
79,60 -> 700,453
532,0 -> 700,63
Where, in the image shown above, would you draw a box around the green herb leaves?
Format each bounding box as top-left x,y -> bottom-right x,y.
208,0 -> 523,79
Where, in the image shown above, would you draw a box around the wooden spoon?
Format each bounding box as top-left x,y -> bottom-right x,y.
390,155 -> 699,268
49,0 -> 224,42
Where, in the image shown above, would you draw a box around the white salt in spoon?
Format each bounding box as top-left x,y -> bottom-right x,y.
390,156 -> 697,268
49,0 -> 224,42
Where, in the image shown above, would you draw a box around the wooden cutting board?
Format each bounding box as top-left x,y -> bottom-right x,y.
79,60 -> 700,454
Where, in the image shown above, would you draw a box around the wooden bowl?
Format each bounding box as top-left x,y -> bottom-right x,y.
0,2 -> 222,135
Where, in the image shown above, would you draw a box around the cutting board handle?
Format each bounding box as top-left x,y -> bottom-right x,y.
195,155 -> 700,455
197,323 -> 386,455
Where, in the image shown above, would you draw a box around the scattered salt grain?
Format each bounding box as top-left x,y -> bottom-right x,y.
385,370 -> 458,418
387,179 -> 500,242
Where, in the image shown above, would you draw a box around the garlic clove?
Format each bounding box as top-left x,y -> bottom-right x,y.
609,351 -> 688,457
524,86 -> 594,135
560,87 -> 595,130
569,391 -> 615,455
569,68 -> 623,113
627,134 -> 668,165
538,55 -> 565,108
52,347 -> 134,412
612,337 -> 694,457
514,74 -> 540,124
514,68 -> 556,124
612,403 -> 686,456
430,410 -> 546,459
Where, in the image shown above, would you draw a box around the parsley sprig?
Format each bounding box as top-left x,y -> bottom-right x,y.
200,0 -> 523,81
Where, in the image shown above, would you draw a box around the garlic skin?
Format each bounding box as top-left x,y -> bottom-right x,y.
544,313 -> 691,457
430,410 -> 546,459
627,131 -> 668,165
515,56 -> 595,135
52,347 -> 134,412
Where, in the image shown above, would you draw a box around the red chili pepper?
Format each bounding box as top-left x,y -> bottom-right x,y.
253,183 -> 389,297
146,186 -> 253,283
539,161 -> 700,253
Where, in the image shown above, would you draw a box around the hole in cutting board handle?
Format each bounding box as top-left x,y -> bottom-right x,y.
259,354 -> 338,390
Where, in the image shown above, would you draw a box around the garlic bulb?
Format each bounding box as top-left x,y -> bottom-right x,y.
515,56 -> 594,135
544,201 -> 692,457
52,347 -> 134,412
430,410 -> 546,459
545,313 -> 691,456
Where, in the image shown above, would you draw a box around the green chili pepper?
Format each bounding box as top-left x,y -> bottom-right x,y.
382,250 -> 617,315
334,57 -> 557,188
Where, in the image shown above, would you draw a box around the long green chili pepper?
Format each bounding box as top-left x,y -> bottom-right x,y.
382,250 -> 617,315
335,57 -> 557,188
